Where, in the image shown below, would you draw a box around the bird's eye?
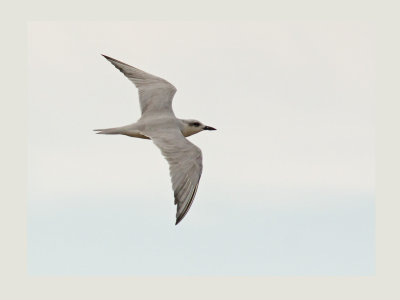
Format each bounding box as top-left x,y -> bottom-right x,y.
193,122 -> 200,127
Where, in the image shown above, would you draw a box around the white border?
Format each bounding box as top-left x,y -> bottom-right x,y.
1,1 -> 398,299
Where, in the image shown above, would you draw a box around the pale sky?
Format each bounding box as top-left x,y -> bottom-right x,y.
28,21 -> 375,275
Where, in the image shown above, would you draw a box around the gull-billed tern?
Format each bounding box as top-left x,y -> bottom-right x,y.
95,55 -> 216,225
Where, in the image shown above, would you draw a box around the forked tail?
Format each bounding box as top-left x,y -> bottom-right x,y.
93,127 -> 123,135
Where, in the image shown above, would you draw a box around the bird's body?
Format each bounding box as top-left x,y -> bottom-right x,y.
95,55 -> 216,225
96,118 -> 207,139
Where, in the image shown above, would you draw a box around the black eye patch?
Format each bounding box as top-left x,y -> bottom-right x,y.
192,122 -> 200,127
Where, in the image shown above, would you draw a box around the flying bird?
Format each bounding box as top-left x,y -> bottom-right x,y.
95,55 -> 216,225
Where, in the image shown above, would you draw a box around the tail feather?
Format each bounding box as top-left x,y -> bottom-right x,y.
93,127 -> 123,135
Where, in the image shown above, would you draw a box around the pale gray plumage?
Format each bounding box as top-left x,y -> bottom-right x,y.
150,128 -> 202,224
96,55 -> 215,225
102,55 -> 177,116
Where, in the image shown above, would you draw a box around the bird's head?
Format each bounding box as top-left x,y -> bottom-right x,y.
180,119 -> 216,137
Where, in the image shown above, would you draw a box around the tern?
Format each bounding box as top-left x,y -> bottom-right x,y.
95,55 -> 216,225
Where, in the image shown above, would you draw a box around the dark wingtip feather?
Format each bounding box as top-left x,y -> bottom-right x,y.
103,53 -> 122,61
101,54 -> 115,62
100,54 -> 136,69
175,214 -> 185,225
174,184 -> 199,226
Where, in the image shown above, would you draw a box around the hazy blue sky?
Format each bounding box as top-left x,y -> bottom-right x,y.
28,21 -> 375,275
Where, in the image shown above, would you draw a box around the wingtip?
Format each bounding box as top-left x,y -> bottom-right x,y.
175,210 -> 185,225
174,184 -> 199,226
175,215 -> 186,225
101,54 -> 111,60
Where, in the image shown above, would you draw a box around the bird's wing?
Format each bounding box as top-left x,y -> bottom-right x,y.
147,127 -> 203,225
102,55 -> 177,116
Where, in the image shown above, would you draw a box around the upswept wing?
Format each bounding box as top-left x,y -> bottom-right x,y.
102,55 -> 177,116
147,128 -> 203,225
